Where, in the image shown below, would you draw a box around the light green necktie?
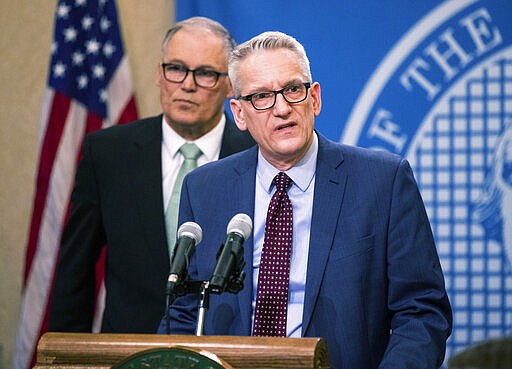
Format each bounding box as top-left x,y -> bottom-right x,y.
165,143 -> 202,259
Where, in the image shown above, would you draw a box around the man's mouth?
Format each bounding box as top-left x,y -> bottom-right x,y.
276,122 -> 296,130
174,98 -> 197,106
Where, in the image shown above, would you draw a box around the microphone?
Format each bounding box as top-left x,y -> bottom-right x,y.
167,221 -> 202,295
164,221 -> 201,334
209,213 -> 252,294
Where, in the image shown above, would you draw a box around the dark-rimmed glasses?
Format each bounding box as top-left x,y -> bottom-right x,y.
238,82 -> 311,110
161,63 -> 228,88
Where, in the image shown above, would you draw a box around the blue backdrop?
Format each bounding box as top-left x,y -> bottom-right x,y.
177,0 -> 463,141
177,0 -> 512,365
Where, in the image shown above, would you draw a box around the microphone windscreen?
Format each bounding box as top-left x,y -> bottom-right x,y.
227,213 -> 252,239
177,221 -> 203,244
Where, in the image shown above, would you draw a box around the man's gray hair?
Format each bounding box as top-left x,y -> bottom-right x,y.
161,17 -> 236,59
228,31 -> 312,97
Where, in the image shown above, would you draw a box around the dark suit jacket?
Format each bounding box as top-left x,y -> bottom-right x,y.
48,114 -> 255,333
164,133 -> 452,369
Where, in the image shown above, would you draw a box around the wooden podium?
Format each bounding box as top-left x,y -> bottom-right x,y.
34,332 -> 330,369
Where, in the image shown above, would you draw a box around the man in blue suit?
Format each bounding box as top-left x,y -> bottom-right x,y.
162,31 -> 452,369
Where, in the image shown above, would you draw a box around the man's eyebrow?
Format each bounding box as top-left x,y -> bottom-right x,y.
246,79 -> 304,93
162,59 -> 221,70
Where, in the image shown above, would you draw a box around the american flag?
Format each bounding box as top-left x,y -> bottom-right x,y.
13,1 -> 138,368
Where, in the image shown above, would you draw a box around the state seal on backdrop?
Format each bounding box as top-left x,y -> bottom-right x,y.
341,0 -> 512,363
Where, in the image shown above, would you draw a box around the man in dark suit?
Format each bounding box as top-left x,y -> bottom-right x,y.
161,31 -> 452,369
48,17 -> 254,333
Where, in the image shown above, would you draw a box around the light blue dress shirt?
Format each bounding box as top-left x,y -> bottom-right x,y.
252,132 -> 318,337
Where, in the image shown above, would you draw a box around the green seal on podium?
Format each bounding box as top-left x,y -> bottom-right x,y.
113,346 -> 233,369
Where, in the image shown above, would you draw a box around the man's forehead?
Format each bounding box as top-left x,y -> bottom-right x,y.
238,49 -> 303,88
163,28 -> 228,67
240,49 -> 300,72
243,48 -> 295,61
168,31 -> 223,50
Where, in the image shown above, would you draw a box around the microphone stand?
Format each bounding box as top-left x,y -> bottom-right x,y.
195,242 -> 246,335
164,243 -> 246,336
164,278 -> 209,335
164,278 -> 177,335
195,281 -> 210,336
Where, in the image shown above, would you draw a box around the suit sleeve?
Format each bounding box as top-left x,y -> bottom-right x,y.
48,135 -> 106,332
379,159 -> 452,368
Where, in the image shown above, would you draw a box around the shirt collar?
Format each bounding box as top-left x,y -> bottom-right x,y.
162,114 -> 226,161
258,131 -> 318,193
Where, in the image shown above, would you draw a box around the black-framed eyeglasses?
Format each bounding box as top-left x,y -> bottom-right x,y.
161,63 -> 228,88
238,82 -> 311,110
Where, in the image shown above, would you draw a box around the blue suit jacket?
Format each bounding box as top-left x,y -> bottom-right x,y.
165,133 -> 452,369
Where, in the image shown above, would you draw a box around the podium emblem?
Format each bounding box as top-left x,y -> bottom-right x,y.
113,346 -> 233,369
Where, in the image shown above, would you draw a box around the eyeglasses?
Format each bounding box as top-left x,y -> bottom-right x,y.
161,63 -> 228,88
238,82 -> 311,110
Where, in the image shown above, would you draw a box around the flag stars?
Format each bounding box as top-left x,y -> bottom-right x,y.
103,41 -> 115,58
100,16 -> 111,32
56,3 -> 71,19
53,61 -> 66,78
63,26 -> 78,42
92,64 -> 106,79
86,38 -> 101,55
77,74 -> 88,89
82,15 -> 94,30
47,0 -> 126,118
72,51 -> 85,66
99,89 -> 107,102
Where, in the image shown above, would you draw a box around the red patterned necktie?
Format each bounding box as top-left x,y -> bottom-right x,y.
253,171 -> 293,337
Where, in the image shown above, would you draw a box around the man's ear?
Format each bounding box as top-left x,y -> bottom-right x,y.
225,78 -> 234,99
311,82 -> 322,117
230,99 -> 247,131
155,63 -> 163,86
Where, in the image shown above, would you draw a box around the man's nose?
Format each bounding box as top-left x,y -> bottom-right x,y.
181,71 -> 197,90
273,93 -> 292,115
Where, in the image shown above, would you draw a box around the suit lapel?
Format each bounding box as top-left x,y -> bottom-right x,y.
302,134 -> 346,334
232,147 -> 258,335
129,116 -> 170,270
